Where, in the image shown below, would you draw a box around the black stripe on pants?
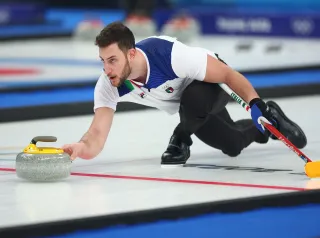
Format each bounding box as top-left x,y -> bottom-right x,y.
175,80 -> 260,156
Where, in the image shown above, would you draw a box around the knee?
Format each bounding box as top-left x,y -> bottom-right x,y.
222,145 -> 242,157
221,135 -> 245,157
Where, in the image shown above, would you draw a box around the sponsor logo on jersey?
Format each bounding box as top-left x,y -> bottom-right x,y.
139,92 -> 146,98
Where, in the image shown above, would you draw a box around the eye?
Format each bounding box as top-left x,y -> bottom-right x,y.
109,58 -> 116,64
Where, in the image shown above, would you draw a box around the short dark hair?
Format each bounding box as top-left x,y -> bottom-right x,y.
95,21 -> 135,52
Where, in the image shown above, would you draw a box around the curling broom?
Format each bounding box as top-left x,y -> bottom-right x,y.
218,83 -> 320,178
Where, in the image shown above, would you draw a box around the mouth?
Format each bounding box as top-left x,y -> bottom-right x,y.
109,76 -> 117,81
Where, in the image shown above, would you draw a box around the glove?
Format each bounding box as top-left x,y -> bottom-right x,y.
249,98 -> 276,133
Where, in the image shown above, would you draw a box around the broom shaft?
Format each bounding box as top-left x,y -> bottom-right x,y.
218,83 -> 312,163
263,122 -> 311,163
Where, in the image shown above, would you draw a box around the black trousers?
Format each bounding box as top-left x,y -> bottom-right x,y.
174,80 -> 260,156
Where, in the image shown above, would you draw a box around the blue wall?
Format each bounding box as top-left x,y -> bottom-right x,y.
44,203 -> 320,238
169,0 -> 320,11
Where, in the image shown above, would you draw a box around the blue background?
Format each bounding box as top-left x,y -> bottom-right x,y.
1,0 -> 320,38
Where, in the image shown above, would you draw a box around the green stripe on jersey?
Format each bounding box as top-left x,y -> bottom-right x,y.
124,80 -> 134,91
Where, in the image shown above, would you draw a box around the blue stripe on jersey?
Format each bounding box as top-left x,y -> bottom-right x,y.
135,37 -> 178,90
117,83 -> 131,97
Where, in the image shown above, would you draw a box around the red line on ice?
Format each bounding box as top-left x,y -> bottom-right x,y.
0,167 -> 305,191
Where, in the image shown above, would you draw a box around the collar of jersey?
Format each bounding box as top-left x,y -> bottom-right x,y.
135,47 -> 150,85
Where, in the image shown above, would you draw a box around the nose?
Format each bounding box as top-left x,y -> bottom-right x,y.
103,65 -> 112,76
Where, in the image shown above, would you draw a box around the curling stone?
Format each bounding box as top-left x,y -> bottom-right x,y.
16,136 -> 72,182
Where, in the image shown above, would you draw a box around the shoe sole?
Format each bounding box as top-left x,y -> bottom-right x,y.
267,101 -> 307,146
161,164 -> 185,168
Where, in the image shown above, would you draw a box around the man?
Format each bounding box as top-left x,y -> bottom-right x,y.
62,21 -> 307,165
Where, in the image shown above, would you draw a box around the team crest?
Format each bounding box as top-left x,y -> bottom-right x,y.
164,86 -> 174,93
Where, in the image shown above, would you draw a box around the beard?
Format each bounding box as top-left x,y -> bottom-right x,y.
117,58 -> 131,87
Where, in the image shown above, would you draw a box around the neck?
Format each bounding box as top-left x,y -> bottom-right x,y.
128,49 -> 147,84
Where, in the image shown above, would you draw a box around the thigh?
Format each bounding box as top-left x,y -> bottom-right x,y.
179,80 -> 230,134
180,80 -> 229,115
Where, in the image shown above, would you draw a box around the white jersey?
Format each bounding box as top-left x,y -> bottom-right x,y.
94,36 -> 218,115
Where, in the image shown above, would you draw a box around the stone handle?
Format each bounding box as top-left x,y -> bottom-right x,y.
31,136 -> 57,145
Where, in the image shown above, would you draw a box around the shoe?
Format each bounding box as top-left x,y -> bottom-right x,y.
266,101 -> 307,149
161,134 -> 190,166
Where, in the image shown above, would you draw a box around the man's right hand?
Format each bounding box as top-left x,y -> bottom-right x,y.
62,142 -> 86,161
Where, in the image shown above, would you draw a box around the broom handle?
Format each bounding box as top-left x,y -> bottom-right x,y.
218,83 -> 312,163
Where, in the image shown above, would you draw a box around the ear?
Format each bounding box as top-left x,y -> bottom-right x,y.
128,48 -> 136,60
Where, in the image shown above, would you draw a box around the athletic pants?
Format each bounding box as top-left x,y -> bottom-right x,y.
175,80 -> 261,156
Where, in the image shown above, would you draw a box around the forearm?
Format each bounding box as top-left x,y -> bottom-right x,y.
225,70 -> 259,104
77,107 -> 114,160
79,129 -> 105,159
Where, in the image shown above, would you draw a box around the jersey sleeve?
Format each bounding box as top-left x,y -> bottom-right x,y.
171,40 -> 218,81
93,73 -> 120,112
